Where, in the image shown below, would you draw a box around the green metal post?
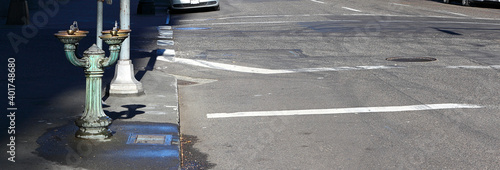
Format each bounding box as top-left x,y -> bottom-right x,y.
55,28 -> 128,140
74,44 -> 113,139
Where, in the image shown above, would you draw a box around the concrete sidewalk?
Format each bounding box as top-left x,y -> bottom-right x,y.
1,0 -> 179,169
30,71 -> 180,170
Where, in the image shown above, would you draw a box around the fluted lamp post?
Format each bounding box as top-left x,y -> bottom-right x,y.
54,22 -> 128,139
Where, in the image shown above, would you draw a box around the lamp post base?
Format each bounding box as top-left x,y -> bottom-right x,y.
75,117 -> 113,140
109,60 -> 144,95
75,129 -> 112,140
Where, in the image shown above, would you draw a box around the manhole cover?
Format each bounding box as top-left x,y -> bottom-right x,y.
386,57 -> 437,62
127,134 -> 172,145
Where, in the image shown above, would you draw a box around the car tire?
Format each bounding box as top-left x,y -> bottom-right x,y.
443,0 -> 449,4
462,0 -> 470,6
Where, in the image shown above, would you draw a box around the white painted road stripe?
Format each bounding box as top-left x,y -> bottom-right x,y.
157,26 -> 172,30
447,65 -> 500,69
159,30 -> 173,36
311,0 -> 325,4
424,21 -> 500,26
342,7 -> 362,13
157,40 -> 174,46
158,57 -> 500,73
157,57 -> 402,74
157,49 -> 175,56
438,10 -> 468,17
390,2 -> 467,17
158,56 -> 500,73
207,103 -> 483,118
390,3 -> 411,7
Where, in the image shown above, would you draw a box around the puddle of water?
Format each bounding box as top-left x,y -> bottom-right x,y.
181,134 -> 216,169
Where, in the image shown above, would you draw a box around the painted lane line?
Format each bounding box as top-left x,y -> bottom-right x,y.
158,30 -> 173,40
342,7 -> 362,13
437,10 -> 468,17
157,57 -> 403,74
207,103 -> 483,118
157,40 -> 174,46
159,30 -> 173,36
447,65 -> 500,69
158,57 -> 500,73
424,20 -> 500,26
311,0 -> 325,4
390,2 -> 467,17
390,3 -> 411,7
361,19 -> 500,26
157,26 -> 172,30
157,49 -> 175,56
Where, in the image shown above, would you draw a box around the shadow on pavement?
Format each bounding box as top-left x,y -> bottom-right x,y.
104,104 -> 146,120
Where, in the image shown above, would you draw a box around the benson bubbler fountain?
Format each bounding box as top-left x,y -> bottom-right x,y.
54,21 -> 128,139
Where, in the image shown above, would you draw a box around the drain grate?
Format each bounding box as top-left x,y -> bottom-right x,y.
386,57 -> 437,62
127,134 -> 173,145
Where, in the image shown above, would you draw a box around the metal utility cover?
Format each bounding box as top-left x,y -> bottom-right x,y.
127,134 -> 173,145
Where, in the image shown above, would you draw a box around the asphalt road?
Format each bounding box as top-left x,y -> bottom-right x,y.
160,0 -> 500,169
